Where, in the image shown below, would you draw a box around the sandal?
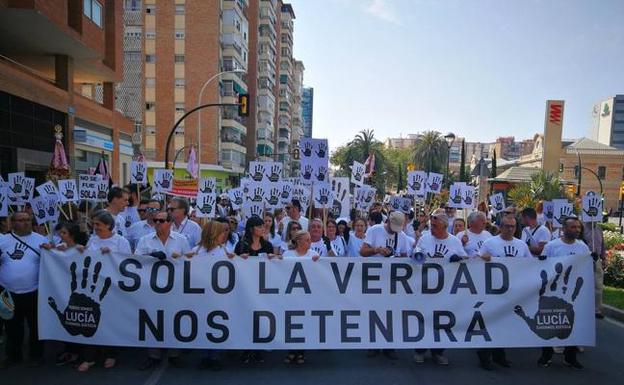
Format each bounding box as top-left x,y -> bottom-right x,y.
104,358 -> 116,369
296,354 -> 305,364
77,361 -> 95,372
283,354 -> 296,364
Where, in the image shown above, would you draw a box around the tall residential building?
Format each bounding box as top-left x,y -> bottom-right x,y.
301,86 -> 313,138
590,95 -> 624,149
0,0 -> 134,183
277,3 -> 295,175
489,136 -> 533,160
290,60 -> 304,176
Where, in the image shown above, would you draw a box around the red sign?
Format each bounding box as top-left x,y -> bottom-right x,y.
171,179 -> 198,198
549,103 -> 563,125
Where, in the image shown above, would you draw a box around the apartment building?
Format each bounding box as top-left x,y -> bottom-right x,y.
301,86 -> 313,138
590,94 -> 624,150
0,0 -> 134,184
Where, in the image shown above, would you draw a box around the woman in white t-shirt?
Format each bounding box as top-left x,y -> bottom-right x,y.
85,210 -> 131,255
325,219 -> 347,257
278,220 -> 302,255
282,230 -> 318,364
263,212 -> 282,254
347,218 -> 367,257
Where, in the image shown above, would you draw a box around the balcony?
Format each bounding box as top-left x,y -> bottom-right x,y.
279,129 -> 290,141
221,130 -> 247,147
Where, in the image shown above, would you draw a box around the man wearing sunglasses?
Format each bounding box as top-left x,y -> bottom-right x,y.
127,199 -> 161,252
280,199 -> 308,240
168,197 -> 202,248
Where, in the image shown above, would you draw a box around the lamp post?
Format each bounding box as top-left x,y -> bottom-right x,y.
196,69 -> 246,170
444,132 -> 456,187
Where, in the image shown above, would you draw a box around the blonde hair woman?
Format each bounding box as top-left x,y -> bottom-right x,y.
196,220 -> 231,258
283,230 -> 320,261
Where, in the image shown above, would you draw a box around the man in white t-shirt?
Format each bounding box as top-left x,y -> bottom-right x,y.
479,215 -> 532,261
520,207 -> 551,257
128,200 -> 161,252
413,212 -> 466,366
168,197 -> 202,248
360,211 -> 411,258
532,216 -> 589,370
456,211 -> 492,257
280,199 -> 309,240
308,219 -> 327,257
0,211 -> 47,368
105,187 -> 129,237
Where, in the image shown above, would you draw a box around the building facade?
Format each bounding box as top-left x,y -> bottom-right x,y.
590,95 -> 624,150
0,0 -> 134,184
301,86 -> 313,138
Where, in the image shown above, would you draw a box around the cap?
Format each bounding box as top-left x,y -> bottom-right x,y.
388,211 -> 405,232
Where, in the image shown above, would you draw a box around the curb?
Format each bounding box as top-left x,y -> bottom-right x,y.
603,304 -> 624,323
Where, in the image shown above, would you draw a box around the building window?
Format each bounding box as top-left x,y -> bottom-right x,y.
145,30 -> 155,39
83,0 -> 103,27
146,4 -> 155,13
174,55 -> 185,63
175,78 -> 185,88
175,4 -> 185,14
145,78 -> 155,88
145,54 -> 156,63
146,126 -> 156,135
175,103 -> 185,112
174,30 -> 185,40
124,0 -> 142,11
175,127 -> 184,135
146,102 -> 155,111
597,166 -> 606,179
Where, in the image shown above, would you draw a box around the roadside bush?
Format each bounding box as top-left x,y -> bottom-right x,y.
604,248 -> 624,288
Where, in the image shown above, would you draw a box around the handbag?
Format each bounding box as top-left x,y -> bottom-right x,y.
0,289 -> 14,320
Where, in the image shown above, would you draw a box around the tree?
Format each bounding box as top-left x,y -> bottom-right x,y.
352,128 -> 376,158
411,131 -> 448,173
459,139 -> 466,182
507,170 -> 565,210
491,150 -> 497,178
396,164 -> 404,193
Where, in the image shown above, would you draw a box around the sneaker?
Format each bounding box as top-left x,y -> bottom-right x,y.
413,353 -> 425,364
537,356 -> 551,368
564,358 -> 584,370
432,354 -> 449,366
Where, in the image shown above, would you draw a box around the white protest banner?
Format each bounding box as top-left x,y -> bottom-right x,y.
130,161 -> 148,186
581,192 -> 603,223
246,181 -> 266,204
228,188 -> 244,210
330,177 -> 350,218
407,171 -> 427,197
8,173 -> 34,206
79,174 -> 102,201
355,186 -> 376,210
426,172 -> 443,194
462,185 -> 475,209
552,199 -> 573,228
242,201 -> 264,219
153,169 -> 174,194
543,201 -> 554,223
263,183 -> 282,209
390,196 -> 402,211
489,193 -> 506,214
313,183 -> 333,209
399,197 -> 413,214
447,183 -> 465,208
279,182 -> 294,206
264,162 -> 283,183
313,139 -> 329,160
30,196 -> 48,225
351,161 -> 366,187
46,197 -> 60,223
248,162 -> 268,183
36,181 -> 59,200
39,250 -> 595,350
299,138 -> 315,160
95,180 -> 109,202
58,179 -> 79,203
198,177 -> 217,195
195,192 -> 216,218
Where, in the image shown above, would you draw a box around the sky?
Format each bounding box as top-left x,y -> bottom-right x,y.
288,0 -> 624,148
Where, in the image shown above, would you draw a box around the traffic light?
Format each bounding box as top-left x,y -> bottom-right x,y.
238,94 -> 249,117
566,184 -> 576,196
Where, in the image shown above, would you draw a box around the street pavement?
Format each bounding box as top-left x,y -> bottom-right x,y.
1,317 -> 623,385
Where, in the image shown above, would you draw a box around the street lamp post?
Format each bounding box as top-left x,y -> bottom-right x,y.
196,69 -> 246,170
444,132 -> 456,187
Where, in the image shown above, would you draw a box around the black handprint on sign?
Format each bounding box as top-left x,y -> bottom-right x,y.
514,263 -> 583,340
302,165 -> 313,180
553,205 -> 572,225
232,190 -> 243,206
46,201 -> 56,218
62,184 -> 75,200
494,195 -> 504,211
316,187 -> 331,206
281,184 -> 292,200
410,174 -> 424,193
401,199 -> 411,213
265,188 -> 280,206
43,185 -> 56,195
34,200 -> 47,221
21,179 -> 34,201
268,165 -> 281,183
48,257 -> 112,337
315,166 -> 327,182
199,180 -> 215,194
303,142 -> 313,158
429,176 -> 441,192
249,204 -> 263,218
583,197 -> 601,218
354,167 -> 363,182
331,182 -> 348,217
10,175 -> 24,195
8,243 -> 28,260
97,184 -> 108,201
463,190 -> 473,206
198,195 -> 215,215
451,189 -> 463,205
504,245 -> 518,258
431,243 -> 449,258
159,173 -> 172,189
251,187 -> 264,203
364,191 -> 375,204
251,164 -> 265,182
316,142 -> 327,158
133,163 -> 146,183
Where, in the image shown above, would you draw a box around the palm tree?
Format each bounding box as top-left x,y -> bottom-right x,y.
508,170 -> 565,210
351,128 -> 376,158
411,131 -> 448,173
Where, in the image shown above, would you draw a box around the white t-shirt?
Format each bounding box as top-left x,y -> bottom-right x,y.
86,234 -> 132,255
127,220 -> 155,252
119,206 -> 140,236
279,240 -> 292,255
194,245 -> 227,259
283,249 -> 319,259
0,232 -> 48,293
310,239 -> 328,257
347,235 -> 366,257
136,231 -> 191,257
328,236 -> 347,257
456,230 -> 493,257
363,224 -> 411,258
479,235 -> 532,258
280,216 -> 309,240
267,233 -> 282,251
172,218 -> 202,248
225,233 -> 239,254
415,232 -> 467,262
520,224 -> 551,251
542,238 -> 590,258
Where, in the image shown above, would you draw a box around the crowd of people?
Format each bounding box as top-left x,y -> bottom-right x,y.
0,183 -> 606,372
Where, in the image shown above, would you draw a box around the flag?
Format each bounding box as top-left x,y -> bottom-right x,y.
94,153 -> 113,188
187,146 -> 199,179
364,153 -> 376,177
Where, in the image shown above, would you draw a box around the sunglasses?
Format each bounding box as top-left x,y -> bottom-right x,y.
153,218 -> 170,224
